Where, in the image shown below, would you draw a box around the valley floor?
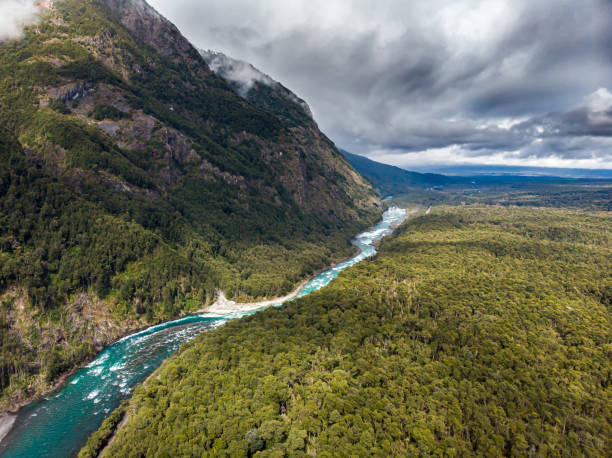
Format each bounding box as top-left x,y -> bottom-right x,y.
1,208 -> 410,457
92,205 -> 611,456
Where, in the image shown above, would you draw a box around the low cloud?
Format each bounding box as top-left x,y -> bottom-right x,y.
201,50 -> 275,96
0,0 -> 40,42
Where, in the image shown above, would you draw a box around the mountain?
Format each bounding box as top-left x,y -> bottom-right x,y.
0,0 -> 379,409
200,50 -> 315,127
340,150 -> 451,196
339,152 -> 612,199
197,52 -> 460,199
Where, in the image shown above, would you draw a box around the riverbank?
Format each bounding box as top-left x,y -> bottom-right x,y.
0,415 -> 16,444
201,207 -> 418,315
199,251 -> 358,315
202,285 -> 305,315
0,212 -> 394,450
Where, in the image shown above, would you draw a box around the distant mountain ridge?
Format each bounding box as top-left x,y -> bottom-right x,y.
339,151 -> 612,196
412,164 -> 612,179
340,150 -> 451,195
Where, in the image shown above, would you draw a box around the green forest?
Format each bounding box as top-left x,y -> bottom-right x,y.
94,206 -> 611,457
1,1 -> 611,456
0,0 -> 379,409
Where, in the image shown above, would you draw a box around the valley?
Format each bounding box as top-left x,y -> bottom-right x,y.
0,207 -> 409,457
96,204 -> 611,456
0,0 -> 610,457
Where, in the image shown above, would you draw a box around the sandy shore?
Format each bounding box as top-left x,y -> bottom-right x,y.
199,279 -> 309,315
200,206 -> 418,316
0,414 -> 17,444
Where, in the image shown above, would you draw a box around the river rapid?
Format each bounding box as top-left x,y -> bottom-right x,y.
0,206 -> 408,458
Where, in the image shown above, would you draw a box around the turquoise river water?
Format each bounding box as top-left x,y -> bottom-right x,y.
0,206 -> 408,457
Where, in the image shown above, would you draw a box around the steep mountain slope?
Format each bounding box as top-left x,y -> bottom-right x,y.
340,150 -> 452,196
201,51 -> 460,200
200,50 -> 315,128
198,52 -> 452,199
0,0 -> 379,409
94,206 -> 612,457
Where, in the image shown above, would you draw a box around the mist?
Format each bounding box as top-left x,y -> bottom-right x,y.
0,0 -> 39,41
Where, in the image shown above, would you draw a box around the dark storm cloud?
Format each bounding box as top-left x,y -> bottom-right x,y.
148,0 -> 612,168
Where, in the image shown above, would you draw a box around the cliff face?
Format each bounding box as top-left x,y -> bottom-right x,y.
0,0 -> 379,409
201,50 -> 378,216
34,0 -> 377,223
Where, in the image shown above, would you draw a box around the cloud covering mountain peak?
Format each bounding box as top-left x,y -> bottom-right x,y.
201,50 -> 275,96
0,0 -> 41,41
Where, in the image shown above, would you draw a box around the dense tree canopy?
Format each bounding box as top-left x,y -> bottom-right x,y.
96,206 -> 611,456
0,0 -> 378,407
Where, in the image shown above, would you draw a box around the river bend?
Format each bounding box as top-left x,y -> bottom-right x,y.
0,206 -> 408,457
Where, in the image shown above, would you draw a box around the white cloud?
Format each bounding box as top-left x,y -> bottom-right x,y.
202,50 -> 275,96
585,88 -> 612,113
0,0 -> 40,41
369,144 -> 612,170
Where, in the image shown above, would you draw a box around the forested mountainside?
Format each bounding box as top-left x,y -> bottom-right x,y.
0,0 -> 379,409
197,53 -> 456,199
94,206 -> 611,457
200,50 -> 315,129
340,150 -> 451,196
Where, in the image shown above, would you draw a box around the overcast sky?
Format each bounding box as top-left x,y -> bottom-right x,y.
145,0 -> 612,170
4,0 -> 612,169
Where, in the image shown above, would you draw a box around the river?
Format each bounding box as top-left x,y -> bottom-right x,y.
0,206 -> 408,458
